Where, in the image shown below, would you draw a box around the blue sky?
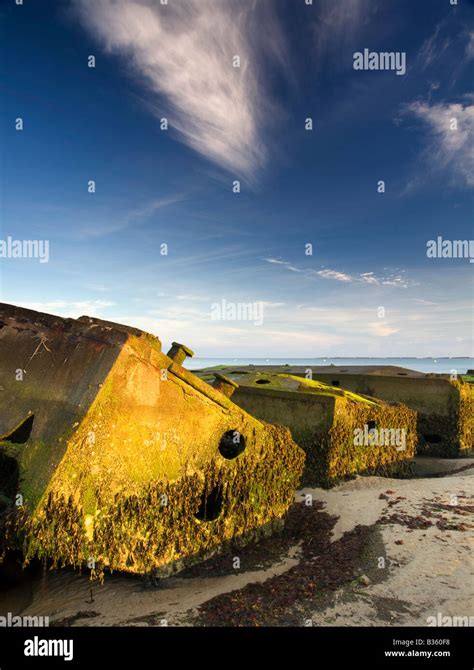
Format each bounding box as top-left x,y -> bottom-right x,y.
1,0 -> 473,357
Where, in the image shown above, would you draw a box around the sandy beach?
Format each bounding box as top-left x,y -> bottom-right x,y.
3,458 -> 472,628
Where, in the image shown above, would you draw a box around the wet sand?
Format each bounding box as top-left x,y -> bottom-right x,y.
1,458 -> 473,627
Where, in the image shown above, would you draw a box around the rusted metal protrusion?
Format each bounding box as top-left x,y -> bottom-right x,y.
213,373 -> 238,398
166,342 -> 194,365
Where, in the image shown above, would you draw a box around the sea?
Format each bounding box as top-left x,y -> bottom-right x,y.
185,357 -> 474,375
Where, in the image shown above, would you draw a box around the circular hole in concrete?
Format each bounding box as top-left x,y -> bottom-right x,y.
195,484 -> 223,522
2,414 -> 35,444
367,420 -> 377,435
0,453 -> 20,501
219,430 -> 246,460
255,379 -> 271,385
397,373 -> 408,376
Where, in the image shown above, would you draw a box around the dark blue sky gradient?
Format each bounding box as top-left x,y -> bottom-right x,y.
1,0 -> 473,357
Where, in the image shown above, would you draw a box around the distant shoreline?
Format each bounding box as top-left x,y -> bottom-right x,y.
185,357 -> 474,375
188,357 -> 472,360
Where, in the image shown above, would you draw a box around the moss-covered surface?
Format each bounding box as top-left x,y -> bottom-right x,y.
304,397 -> 416,488
303,373 -> 472,458
8,423 -> 303,579
198,366 -> 473,458
414,382 -> 473,456
0,304 -> 304,577
229,373 -> 417,488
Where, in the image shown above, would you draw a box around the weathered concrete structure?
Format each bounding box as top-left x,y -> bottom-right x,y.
198,365 -> 473,458
0,304 -> 304,576
205,371 -> 416,487
294,366 -> 471,457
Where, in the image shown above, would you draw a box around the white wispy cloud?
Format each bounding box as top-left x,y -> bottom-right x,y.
317,269 -> 352,283
417,24 -> 451,71
402,100 -> 474,188
78,194 -> 184,238
312,0 -> 376,67
360,272 -> 378,285
466,32 -> 474,61
262,258 -> 304,273
263,258 -> 415,288
412,298 -> 438,306
13,300 -> 115,318
8,291 -> 471,357
416,20 -> 474,73
77,0 -> 285,180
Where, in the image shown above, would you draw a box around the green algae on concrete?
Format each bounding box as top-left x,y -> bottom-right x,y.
202,371 -> 417,488
197,365 -> 473,458
0,304 -> 304,577
292,367 -> 473,458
